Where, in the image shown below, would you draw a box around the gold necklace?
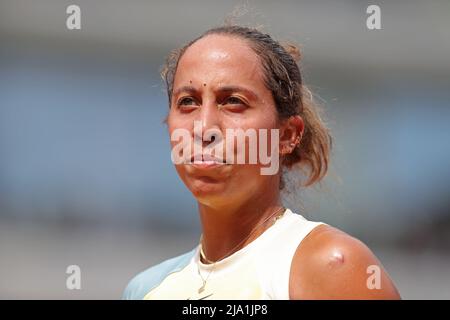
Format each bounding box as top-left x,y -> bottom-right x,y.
195,206 -> 286,295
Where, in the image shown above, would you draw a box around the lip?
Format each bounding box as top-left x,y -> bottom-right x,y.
188,154 -> 227,169
190,161 -> 225,169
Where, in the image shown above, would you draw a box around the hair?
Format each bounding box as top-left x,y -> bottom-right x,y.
160,25 -> 332,188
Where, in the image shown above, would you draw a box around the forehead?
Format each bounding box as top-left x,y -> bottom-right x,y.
174,34 -> 266,88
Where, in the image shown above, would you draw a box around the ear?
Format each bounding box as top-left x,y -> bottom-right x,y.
279,115 -> 304,155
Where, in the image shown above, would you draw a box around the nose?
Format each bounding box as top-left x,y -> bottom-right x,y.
193,98 -> 222,147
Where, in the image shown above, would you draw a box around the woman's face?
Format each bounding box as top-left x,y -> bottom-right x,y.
167,34 -> 282,208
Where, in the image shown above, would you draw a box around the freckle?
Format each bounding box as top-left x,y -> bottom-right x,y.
189,80 -> 192,83
203,83 -> 206,86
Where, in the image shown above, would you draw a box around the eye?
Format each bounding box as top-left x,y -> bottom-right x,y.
222,96 -> 248,112
177,97 -> 198,112
178,97 -> 196,106
225,96 -> 245,105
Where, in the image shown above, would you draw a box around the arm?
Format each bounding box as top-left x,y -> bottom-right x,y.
289,224 -> 401,299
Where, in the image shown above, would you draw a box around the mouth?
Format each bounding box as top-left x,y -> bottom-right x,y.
188,154 -> 228,169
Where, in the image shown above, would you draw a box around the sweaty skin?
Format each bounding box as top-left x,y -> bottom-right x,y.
167,34 -> 299,263
290,225 -> 401,299
167,34 -> 401,299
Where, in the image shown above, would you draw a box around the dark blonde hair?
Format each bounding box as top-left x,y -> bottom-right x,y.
161,25 -> 332,187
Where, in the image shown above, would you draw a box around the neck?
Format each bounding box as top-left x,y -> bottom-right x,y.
198,186 -> 283,263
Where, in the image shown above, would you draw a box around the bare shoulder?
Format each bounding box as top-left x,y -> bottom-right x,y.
289,224 -> 401,299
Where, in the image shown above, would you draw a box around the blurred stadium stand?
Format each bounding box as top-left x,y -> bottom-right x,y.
0,0 -> 449,298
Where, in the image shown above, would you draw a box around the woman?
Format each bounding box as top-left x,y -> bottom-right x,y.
123,25 -> 400,300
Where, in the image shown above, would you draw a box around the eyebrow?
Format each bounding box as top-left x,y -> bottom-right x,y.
172,85 -> 260,101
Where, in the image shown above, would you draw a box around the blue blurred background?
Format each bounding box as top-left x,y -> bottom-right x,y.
0,0 -> 449,299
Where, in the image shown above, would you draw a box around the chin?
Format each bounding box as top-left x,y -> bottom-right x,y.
187,177 -> 230,205
190,176 -> 223,195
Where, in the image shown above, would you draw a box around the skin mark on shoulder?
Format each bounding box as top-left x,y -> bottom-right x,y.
303,224 -> 349,270
327,249 -> 345,268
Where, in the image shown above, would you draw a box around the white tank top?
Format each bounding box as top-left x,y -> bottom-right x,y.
123,208 -> 325,300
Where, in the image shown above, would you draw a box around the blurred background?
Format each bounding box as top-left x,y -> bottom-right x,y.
0,0 -> 449,299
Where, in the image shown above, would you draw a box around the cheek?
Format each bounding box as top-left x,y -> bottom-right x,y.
167,117 -> 191,146
167,107 -> 189,128
219,165 -> 272,200
227,107 -> 278,133
225,118 -> 279,160
228,164 -> 268,188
